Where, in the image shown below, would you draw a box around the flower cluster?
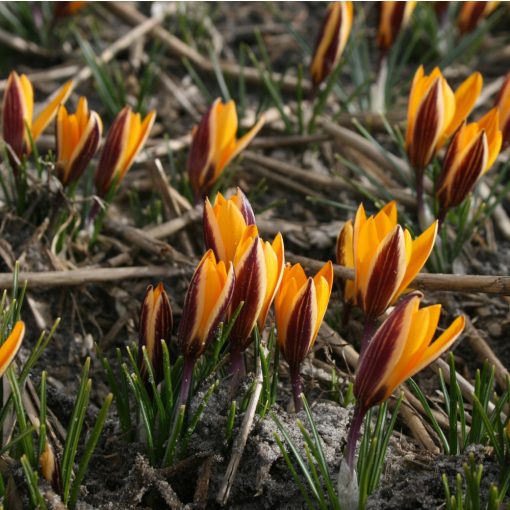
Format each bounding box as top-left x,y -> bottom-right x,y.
1,71 -> 155,202
137,188 -> 333,411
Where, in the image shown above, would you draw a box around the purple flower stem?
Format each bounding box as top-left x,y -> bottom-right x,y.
291,369 -> 303,413
345,405 -> 366,474
229,348 -> 245,390
178,357 -> 195,406
360,316 -> 376,358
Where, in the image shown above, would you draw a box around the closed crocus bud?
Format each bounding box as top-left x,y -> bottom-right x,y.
458,1 -> 499,34
138,283 -> 173,386
406,66 -> 482,171
436,109 -> 502,221
345,292 -> 464,471
377,1 -> 417,54
228,226 -> 267,369
40,441 -> 61,493
177,250 -> 235,404
187,99 -> 265,201
341,202 -> 437,322
310,2 -> 353,91
54,1 -> 87,18
275,261 -> 333,411
406,66 -> 455,171
0,321 -> 25,377
336,219 -> 355,303
2,72 -> 73,165
55,97 -> 102,187
203,188 -> 256,263
94,106 -> 156,197
495,73 -> 510,148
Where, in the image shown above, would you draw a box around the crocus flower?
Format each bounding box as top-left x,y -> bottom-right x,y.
458,1 -> 499,34
94,106 -> 156,197
310,2 -> 353,91
344,292 -> 464,471
228,226 -> 267,369
54,1 -> 87,18
187,99 -> 265,200
228,226 -> 285,374
177,250 -> 235,404
377,1 -> 417,54
336,202 -> 437,321
0,321 -> 25,377
137,283 -> 173,386
436,108 -> 502,221
275,261 -> 334,411
495,73 -> 510,148
55,97 -> 102,187
2,72 -> 73,165
406,66 -> 482,171
203,188 -> 256,263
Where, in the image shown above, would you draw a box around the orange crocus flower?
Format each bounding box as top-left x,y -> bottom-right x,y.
436,108 -> 502,220
187,99 -> 265,200
94,106 -> 156,197
345,292 -> 464,471
275,261 -> 333,411
56,97 -> 102,186
310,2 -> 353,90
2,71 -> 73,164
337,202 -> 437,319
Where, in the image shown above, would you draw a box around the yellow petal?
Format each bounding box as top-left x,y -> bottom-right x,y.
404,315 -> 465,383
443,72 -> 482,142
258,232 -> 285,330
477,108 -> 503,172
0,321 -> 25,377
117,110 -> 156,181
32,80 -> 74,141
396,221 -> 438,297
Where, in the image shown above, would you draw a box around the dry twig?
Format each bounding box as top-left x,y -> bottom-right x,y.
289,253 -> 510,296
217,360 -> 263,505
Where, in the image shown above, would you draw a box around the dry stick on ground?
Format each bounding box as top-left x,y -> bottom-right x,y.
0,7 -> 170,92
150,159 -> 196,258
289,253 -> 510,296
135,455 -> 184,510
243,151 -> 416,207
104,2 -> 312,94
0,266 -> 188,289
0,27 -> 53,57
464,317 -> 510,390
146,205 -> 204,240
217,360 -> 264,505
103,218 -> 191,265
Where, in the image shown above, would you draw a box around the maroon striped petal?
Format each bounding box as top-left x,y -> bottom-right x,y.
65,112 -> 102,186
408,79 -> 442,170
281,278 -> 316,375
229,236 -> 267,352
138,283 -> 173,384
235,188 -> 256,225
355,293 -> 419,410
362,225 -> 406,318
2,73 -> 26,164
94,107 -> 129,197
437,130 -> 487,213
187,101 -> 215,200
